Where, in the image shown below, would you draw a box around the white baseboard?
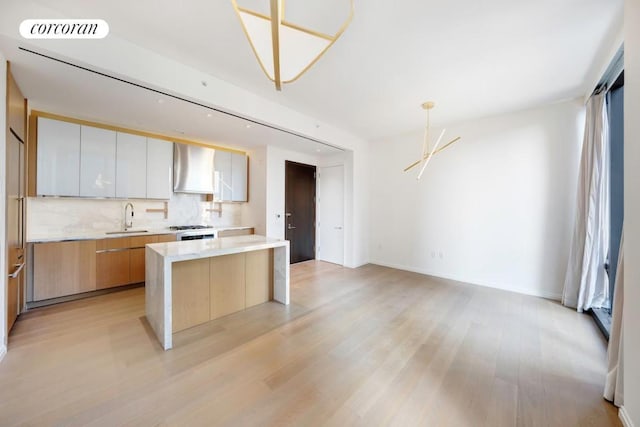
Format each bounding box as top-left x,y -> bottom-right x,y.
0,344 -> 6,363
620,406 -> 635,427
370,260 -> 563,301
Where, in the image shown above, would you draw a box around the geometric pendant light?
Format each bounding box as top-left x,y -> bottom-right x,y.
231,0 -> 354,91
404,102 -> 461,180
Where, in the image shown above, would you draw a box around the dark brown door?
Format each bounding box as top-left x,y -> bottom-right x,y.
285,161 -> 316,264
6,65 -> 26,333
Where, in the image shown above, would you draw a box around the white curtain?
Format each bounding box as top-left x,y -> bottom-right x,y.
562,92 -> 610,312
604,231 -> 624,406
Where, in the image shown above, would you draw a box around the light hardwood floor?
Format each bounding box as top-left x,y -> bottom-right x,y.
0,261 -> 620,426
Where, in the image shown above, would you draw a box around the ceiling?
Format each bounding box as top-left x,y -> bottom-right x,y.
0,36 -> 344,156
2,0 -> 624,146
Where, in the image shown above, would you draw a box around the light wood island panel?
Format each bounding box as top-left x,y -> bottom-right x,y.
172,258 -> 210,333
147,235 -> 290,349
210,253 -> 246,319
245,249 -> 273,307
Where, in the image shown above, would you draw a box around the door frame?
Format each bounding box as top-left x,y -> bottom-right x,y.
317,164 -> 345,266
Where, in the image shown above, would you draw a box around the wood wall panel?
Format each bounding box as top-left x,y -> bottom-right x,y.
210,254 -> 245,319
245,249 -> 273,308
172,258 -> 210,333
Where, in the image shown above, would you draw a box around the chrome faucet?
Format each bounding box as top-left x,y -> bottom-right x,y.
124,202 -> 134,230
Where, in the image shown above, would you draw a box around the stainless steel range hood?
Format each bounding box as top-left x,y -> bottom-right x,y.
173,143 -> 215,194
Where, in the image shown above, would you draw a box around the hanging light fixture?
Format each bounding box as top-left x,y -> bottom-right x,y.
231,0 -> 354,91
404,102 -> 461,180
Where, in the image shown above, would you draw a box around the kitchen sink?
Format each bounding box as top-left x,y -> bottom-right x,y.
105,230 -> 149,235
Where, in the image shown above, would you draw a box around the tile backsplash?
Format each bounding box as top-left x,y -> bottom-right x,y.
26,193 -> 242,239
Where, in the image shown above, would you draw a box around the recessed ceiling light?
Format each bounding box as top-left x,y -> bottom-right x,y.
201,81 -> 208,87
316,148 -> 321,152
157,99 -> 164,104
207,113 -> 213,118
246,124 -> 252,129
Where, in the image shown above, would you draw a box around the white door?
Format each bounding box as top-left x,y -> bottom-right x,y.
318,165 -> 344,265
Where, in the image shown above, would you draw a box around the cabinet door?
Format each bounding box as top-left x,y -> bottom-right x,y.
116,132 -> 147,199
96,237 -> 131,289
33,240 -> 96,300
96,251 -> 131,289
129,235 -> 158,283
146,138 -> 173,199
214,150 -> 232,201
231,153 -> 248,202
80,126 -> 116,197
37,118 -> 81,196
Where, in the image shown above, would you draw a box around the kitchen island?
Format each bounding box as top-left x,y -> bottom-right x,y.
145,235 -> 290,350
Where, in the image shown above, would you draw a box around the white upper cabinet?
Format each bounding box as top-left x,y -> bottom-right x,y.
231,152 -> 248,202
80,126 -> 116,198
214,150 -> 248,202
115,132 -> 147,199
214,150 -> 232,201
37,117 -> 81,196
146,138 -> 173,199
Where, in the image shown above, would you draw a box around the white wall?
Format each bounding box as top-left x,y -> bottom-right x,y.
241,146 -> 267,235
624,0 -> 640,425
369,100 -> 585,299
0,54 -> 7,360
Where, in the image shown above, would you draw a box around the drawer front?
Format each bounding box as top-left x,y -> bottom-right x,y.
130,235 -> 158,248
218,228 -> 254,238
96,237 -> 130,251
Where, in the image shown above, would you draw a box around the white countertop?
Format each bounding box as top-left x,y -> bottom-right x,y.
26,225 -> 254,243
146,235 -> 288,262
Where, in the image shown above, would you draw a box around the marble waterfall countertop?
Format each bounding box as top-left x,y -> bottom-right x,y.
146,234 -> 288,261
26,225 -> 254,243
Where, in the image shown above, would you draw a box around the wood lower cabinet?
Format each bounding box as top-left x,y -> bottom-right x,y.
33,233 -> 178,302
96,237 -> 131,289
129,235 -> 160,283
171,249 -> 273,332
217,228 -> 254,238
96,251 -> 131,289
96,234 -> 176,288
33,240 -> 97,301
